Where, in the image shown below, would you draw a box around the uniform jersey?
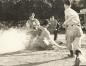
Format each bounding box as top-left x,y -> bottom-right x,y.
26,18 -> 40,31
64,7 -> 83,51
65,7 -> 80,26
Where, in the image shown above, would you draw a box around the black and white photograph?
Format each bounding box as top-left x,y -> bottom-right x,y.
0,0 -> 86,66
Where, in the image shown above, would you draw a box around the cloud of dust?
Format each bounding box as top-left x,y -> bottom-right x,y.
0,28 -> 31,54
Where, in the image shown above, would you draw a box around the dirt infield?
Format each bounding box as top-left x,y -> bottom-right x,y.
0,34 -> 86,66
0,49 -> 86,66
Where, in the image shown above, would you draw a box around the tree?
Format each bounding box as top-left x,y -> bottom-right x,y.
0,0 -> 64,21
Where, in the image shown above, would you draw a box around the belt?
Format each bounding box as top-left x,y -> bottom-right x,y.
67,24 -> 80,27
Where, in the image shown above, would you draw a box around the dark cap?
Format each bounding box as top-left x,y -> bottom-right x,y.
64,0 -> 71,6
